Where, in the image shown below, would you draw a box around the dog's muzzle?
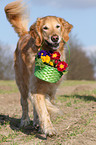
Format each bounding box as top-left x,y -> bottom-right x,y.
45,40 -> 59,49
51,35 -> 59,43
45,34 -> 60,50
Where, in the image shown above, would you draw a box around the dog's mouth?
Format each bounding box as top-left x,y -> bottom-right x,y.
45,40 -> 59,50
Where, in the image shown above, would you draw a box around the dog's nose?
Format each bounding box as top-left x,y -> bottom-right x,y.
51,35 -> 59,42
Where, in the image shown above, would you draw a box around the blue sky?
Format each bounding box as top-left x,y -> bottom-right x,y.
0,0 -> 96,52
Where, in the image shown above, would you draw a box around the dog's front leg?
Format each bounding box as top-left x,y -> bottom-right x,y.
32,94 -> 56,136
20,96 -> 30,127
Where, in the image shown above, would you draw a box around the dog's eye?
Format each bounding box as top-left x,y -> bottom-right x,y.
43,26 -> 49,30
56,25 -> 60,29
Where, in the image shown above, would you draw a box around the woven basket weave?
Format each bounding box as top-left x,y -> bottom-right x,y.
34,64 -> 63,83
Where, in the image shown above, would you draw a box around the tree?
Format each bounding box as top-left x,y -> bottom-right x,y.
66,35 -> 94,80
0,42 -> 15,80
89,50 -> 96,79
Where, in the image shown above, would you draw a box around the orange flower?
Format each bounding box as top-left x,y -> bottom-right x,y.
49,61 -> 54,66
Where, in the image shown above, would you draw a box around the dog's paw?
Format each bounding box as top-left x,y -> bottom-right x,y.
45,126 -> 56,137
20,117 -> 30,127
33,122 -> 40,130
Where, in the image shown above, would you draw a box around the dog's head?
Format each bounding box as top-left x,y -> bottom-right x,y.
30,16 -> 73,50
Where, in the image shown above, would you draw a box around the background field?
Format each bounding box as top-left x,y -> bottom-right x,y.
0,80 -> 96,145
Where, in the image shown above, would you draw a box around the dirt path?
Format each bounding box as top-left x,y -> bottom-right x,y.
57,82 -> 96,95
0,81 -> 96,145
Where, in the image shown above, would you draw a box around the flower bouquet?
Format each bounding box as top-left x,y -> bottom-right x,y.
34,50 -> 68,83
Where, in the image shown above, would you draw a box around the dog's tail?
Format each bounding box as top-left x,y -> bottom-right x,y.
4,0 -> 29,37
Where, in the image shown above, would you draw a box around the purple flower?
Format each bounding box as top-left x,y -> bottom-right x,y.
38,50 -> 48,58
48,51 -> 53,56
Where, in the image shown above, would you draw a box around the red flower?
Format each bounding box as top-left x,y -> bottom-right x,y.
54,60 -> 59,64
57,61 -> 68,72
51,51 -> 60,60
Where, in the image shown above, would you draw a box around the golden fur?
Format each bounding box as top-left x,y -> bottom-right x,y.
5,0 -> 73,136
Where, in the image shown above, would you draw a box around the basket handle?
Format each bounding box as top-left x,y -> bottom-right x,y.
62,38 -> 70,67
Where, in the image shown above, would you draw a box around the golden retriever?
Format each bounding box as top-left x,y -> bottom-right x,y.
5,0 -> 73,136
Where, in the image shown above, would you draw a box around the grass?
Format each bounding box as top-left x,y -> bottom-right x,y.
0,80 -> 96,94
60,80 -> 96,87
66,126 -> 85,138
66,101 -> 72,107
0,80 -> 96,144
0,80 -> 16,86
0,131 -> 20,143
0,80 -> 18,94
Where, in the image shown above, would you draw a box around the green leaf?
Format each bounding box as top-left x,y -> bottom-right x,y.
35,58 -> 45,69
63,70 -> 68,75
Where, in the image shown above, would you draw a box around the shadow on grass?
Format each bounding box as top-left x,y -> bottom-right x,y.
0,114 -> 46,140
60,94 -> 96,102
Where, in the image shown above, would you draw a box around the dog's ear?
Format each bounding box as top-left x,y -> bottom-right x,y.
30,18 -> 43,46
57,17 -> 73,42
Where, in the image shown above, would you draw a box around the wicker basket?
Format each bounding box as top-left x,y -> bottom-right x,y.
34,63 -> 63,83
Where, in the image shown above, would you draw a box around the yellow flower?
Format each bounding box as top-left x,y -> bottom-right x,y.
41,55 -> 50,64
60,64 -> 64,69
53,53 -> 57,58
45,55 -> 50,63
49,61 -> 54,66
41,56 -> 46,62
